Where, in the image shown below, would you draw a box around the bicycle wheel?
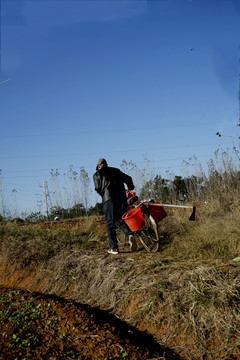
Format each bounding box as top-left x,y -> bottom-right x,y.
137,214 -> 159,252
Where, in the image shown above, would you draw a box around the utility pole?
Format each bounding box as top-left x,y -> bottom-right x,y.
40,180 -> 52,218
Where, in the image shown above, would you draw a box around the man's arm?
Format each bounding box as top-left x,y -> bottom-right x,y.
93,172 -> 102,196
121,171 -> 134,190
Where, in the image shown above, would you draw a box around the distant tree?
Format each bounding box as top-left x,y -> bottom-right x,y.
50,206 -> 67,220
184,175 -> 204,199
49,203 -> 86,219
88,202 -> 104,216
139,174 -> 204,203
79,167 -> 91,214
69,203 -> 85,218
25,212 -> 46,222
139,175 -> 170,203
11,217 -> 24,223
172,176 -> 188,200
68,166 -> 81,206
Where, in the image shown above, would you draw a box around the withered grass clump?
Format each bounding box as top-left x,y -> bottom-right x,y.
131,262 -> 240,360
158,206 -> 240,261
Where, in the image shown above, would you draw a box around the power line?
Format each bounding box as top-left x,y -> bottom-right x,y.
2,153 -> 214,179
0,78 -> 11,85
0,140 -> 232,160
0,121 -> 220,139
4,182 -> 40,192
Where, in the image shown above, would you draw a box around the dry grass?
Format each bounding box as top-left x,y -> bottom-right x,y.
0,217 -> 107,270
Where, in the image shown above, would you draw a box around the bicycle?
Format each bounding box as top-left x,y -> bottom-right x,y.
122,200 -> 167,252
120,188 -> 196,252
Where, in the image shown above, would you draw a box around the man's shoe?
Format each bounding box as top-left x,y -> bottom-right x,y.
128,235 -> 137,252
108,249 -> 119,255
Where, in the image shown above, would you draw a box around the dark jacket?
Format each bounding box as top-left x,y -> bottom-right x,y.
93,165 -> 134,203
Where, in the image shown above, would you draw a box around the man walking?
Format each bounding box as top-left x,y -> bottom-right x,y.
93,158 -> 137,254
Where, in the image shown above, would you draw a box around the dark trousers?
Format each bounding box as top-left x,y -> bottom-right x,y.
103,199 -> 131,250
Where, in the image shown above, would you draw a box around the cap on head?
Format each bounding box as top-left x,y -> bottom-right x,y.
96,158 -> 107,166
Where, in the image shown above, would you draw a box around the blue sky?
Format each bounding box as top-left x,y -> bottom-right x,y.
0,0 -> 240,216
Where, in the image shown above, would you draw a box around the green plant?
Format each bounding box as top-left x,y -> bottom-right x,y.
0,291 -> 41,352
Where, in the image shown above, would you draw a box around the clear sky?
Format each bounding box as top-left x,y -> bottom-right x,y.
0,0 -> 240,216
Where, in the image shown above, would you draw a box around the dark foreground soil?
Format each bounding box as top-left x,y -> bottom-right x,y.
0,286 -> 180,360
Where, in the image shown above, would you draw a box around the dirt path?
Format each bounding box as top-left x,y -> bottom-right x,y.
0,286 -> 180,360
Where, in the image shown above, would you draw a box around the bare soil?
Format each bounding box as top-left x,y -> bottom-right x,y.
0,286 -> 178,360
